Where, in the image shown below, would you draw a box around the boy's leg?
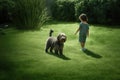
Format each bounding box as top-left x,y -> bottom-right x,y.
80,42 -> 85,48
80,42 -> 86,51
79,34 -> 87,51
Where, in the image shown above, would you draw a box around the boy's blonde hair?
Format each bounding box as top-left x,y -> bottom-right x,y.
79,13 -> 88,21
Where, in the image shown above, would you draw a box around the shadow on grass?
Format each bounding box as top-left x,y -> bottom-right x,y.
83,49 -> 102,58
46,52 -> 71,60
0,56 -> 18,80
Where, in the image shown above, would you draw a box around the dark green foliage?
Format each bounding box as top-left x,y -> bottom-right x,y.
51,0 -> 120,25
1,0 -> 120,27
75,0 -> 120,24
11,0 -> 49,30
75,0 -> 106,24
51,0 -> 75,21
0,0 -> 50,30
0,0 -> 14,24
105,0 -> 120,24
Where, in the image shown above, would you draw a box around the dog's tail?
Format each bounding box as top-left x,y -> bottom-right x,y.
49,29 -> 54,37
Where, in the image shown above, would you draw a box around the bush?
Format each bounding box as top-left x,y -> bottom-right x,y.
51,0 -> 120,25
75,0 -> 105,24
75,0 -> 120,25
51,0 -> 75,21
12,0 -> 49,30
0,0 -> 14,24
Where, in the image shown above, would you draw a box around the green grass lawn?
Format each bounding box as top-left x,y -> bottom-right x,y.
0,22 -> 120,80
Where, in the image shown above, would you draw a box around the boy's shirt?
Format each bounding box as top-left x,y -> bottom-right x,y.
79,22 -> 89,35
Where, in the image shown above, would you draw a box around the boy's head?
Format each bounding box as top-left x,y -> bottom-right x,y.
79,13 -> 88,22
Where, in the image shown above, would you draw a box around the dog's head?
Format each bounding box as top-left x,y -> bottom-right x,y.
57,33 -> 67,43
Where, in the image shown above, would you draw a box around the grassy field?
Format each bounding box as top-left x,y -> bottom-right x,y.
0,22 -> 120,80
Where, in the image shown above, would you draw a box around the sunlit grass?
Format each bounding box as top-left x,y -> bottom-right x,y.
0,22 -> 120,80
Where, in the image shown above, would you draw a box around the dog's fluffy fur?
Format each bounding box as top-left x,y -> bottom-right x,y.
45,29 -> 67,55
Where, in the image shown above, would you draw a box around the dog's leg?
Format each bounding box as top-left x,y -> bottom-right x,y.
45,44 -> 50,53
50,47 -> 53,53
55,49 -> 58,55
59,49 -> 63,55
45,48 -> 49,53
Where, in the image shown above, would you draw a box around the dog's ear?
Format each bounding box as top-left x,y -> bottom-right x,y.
57,33 -> 65,40
57,34 -> 61,41
57,33 -> 67,42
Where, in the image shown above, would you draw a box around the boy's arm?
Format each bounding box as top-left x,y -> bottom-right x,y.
75,28 -> 80,35
87,30 -> 89,37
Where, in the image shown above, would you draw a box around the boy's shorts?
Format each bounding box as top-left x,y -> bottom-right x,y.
79,34 -> 87,43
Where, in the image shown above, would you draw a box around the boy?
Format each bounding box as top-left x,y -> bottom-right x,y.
75,13 -> 89,51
